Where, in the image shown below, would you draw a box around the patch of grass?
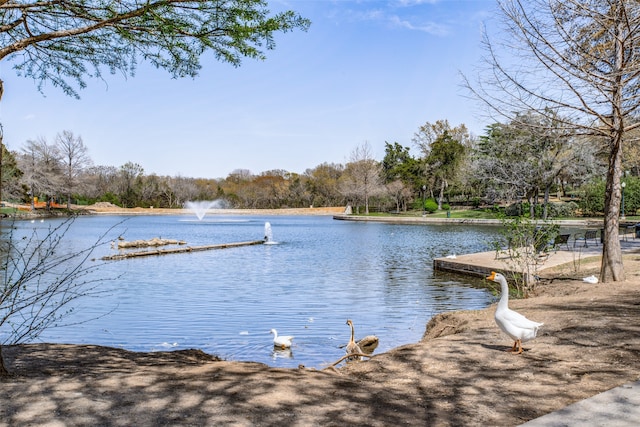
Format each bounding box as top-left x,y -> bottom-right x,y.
365,209 -> 502,218
0,207 -> 18,215
353,208 -> 630,222
429,209 -> 501,219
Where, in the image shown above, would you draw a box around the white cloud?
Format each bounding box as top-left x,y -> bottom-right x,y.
388,15 -> 450,36
394,0 -> 440,6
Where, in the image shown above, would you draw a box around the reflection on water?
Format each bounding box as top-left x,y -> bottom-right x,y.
9,215 -> 503,369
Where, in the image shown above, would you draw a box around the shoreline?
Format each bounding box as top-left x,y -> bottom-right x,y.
81,204 -> 347,216
332,213 -> 607,227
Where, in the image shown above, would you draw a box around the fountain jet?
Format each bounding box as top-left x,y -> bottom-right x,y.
184,200 -> 226,220
264,222 -> 278,244
264,222 -> 273,243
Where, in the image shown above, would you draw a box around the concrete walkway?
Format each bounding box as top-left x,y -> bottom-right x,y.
433,232 -> 640,279
433,244 -> 603,278
519,379 -> 640,426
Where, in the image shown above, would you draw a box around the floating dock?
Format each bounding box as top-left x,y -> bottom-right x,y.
102,240 -> 265,261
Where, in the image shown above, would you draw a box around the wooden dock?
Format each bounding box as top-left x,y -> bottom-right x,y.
102,240 -> 265,261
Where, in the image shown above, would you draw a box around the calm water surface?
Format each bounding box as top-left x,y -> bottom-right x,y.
9,214 -> 501,368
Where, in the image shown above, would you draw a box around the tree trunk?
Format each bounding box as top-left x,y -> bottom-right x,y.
542,184 -> 551,220
601,10 -> 626,283
528,194 -> 535,219
364,193 -> 369,215
601,140 -> 625,282
437,180 -> 445,210
0,346 -> 7,376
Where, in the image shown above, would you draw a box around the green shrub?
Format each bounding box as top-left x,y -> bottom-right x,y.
441,203 -> 451,211
578,180 -> 605,215
424,198 -> 438,213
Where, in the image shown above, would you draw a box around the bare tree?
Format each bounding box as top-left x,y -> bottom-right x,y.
18,137 -> 62,209
465,0 -> 640,282
167,175 -> 200,208
340,142 -> 384,215
385,180 -> 412,213
0,217 -> 120,375
56,131 -> 93,209
81,165 -> 120,201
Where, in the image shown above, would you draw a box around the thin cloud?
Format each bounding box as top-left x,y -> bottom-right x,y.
393,0 -> 440,6
388,15 -> 450,36
343,2 -> 452,37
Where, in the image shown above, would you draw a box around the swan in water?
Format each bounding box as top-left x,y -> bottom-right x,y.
487,271 -> 544,354
345,319 -> 363,361
270,328 -> 293,349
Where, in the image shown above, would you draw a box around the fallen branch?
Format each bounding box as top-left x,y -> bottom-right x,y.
324,352 -> 373,369
117,237 -> 186,249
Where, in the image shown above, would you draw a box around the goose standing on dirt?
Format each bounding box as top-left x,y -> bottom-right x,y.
345,319 -> 363,361
486,271 -> 543,354
270,329 -> 293,349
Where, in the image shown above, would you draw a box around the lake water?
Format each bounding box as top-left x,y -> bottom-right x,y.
5,214 -> 500,369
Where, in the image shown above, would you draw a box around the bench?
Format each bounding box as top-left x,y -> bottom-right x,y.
574,229 -> 599,248
551,234 -> 571,251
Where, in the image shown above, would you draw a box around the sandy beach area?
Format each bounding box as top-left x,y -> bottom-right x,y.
79,202 -> 347,216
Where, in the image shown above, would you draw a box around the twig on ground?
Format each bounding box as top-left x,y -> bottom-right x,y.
324,352 -> 373,369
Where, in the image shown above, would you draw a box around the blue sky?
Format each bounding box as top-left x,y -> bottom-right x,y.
1,0 -> 496,179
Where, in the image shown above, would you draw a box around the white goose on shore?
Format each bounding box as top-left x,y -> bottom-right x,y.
487,271 -> 544,354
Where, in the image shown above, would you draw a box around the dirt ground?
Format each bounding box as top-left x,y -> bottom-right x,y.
1,207 -> 640,426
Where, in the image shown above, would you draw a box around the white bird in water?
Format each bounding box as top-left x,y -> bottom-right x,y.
270,329 -> 293,349
486,271 -> 544,354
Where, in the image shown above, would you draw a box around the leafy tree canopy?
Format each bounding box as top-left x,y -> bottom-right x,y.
0,0 -> 311,97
